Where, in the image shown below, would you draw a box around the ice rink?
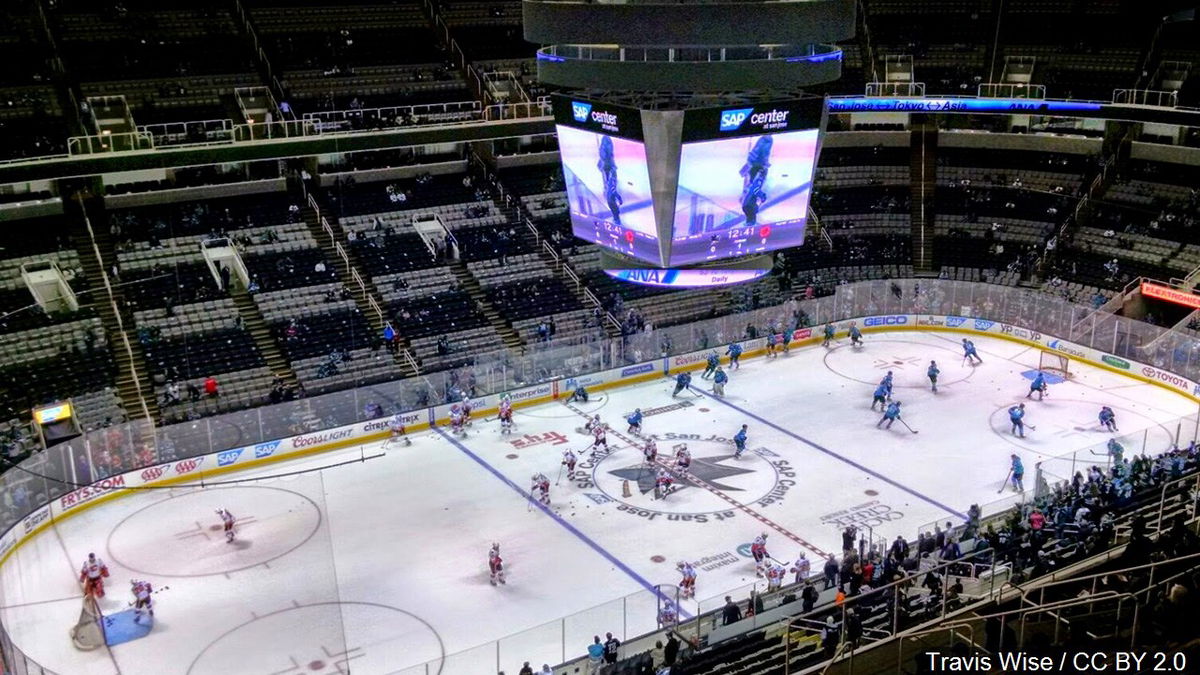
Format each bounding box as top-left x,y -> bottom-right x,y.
3,330 -> 1197,674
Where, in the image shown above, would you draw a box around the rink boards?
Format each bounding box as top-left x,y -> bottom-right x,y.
3,313 -> 1197,580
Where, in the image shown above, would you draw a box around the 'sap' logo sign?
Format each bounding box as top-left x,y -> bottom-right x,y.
571,101 -> 592,122
719,108 -> 754,131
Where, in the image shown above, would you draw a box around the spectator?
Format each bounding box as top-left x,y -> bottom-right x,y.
538,665 -> 553,675
823,554 -> 838,589
518,662 -> 533,675
1029,508 -> 1045,531
219,264 -> 231,292
845,608 -> 863,648
649,641 -> 665,669
821,616 -> 840,657
586,636 -> 604,674
801,581 -> 819,612
603,632 -> 620,665
187,381 -> 201,402
203,375 -> 219,397
162,381 -> 181,406
842,526 -> 857,553
663,633 -> 680,666
721,596 -> 742,625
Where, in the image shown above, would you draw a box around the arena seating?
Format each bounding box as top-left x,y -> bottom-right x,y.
437,0 -> 529,61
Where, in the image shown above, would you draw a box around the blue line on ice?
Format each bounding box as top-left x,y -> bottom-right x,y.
689,386 -> 970,521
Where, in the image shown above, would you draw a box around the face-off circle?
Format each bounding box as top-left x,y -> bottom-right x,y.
188,601 -> 445,675
590,437 -> 782,516
822,339 -> 972,388
108,486 -> 322,577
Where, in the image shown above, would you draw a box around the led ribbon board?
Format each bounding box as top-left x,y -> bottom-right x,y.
604,268 -> 769,288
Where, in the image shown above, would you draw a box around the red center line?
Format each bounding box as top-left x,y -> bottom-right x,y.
563,401 -> 830,559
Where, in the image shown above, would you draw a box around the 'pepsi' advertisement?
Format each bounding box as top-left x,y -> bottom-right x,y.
553,97 -> 660,265
669,98 -> 825,266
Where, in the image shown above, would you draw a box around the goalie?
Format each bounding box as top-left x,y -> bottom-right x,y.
80,553 -> 110,599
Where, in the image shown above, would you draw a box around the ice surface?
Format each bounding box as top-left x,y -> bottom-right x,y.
3,331 -> 1194,674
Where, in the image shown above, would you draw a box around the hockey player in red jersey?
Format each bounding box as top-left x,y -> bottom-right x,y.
488,543 -> 506,585
80,553 -> 109,599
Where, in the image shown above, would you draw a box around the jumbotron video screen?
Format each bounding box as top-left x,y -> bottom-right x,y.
551,95 -> 826,272
553,99 -> 660,265
670,99 -> 825,266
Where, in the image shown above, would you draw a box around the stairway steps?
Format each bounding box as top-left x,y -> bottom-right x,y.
66,195 -> 161,424
909,122 -> 938,274
447,260 -> 525,352
300,205 -> 419,377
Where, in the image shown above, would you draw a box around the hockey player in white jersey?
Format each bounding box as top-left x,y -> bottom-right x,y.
589,419 -> 609,455
677,561 -> 697,599
449,404 -> 466,436
750,534 -> 769,577
654,470 -> 675,500
217,508 -> 236,543
488,543 -> 506,586
674,444 -> 691,477
790,553 -> 811,584
80,553 -> 110,599
643,439 -> 658,464
561,449 -> 577,480
388,413 -> 411,446
766,561 -> 786,592
460,396 -> 474,426
131,579 -> 154,623
498,395 -> 514,434
531,473 -> 550,505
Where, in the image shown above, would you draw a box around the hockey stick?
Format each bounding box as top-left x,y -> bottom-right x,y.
556,462 -> 565,486
126,585 -> 170,606
997,469 -> 1013,494
898,418 -> 919,434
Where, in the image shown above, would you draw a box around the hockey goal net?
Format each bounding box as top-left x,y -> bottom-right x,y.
1038,351 -> 1071,379
70,596 -> 106,650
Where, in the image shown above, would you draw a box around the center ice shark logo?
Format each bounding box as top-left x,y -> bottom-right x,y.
571,101 -> 593,122
608,452 -> 755,497
590,436 -> 789,518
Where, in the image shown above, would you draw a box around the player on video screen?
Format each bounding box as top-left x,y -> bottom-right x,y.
739,136 -> 772,227
598,136 -> 624,225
